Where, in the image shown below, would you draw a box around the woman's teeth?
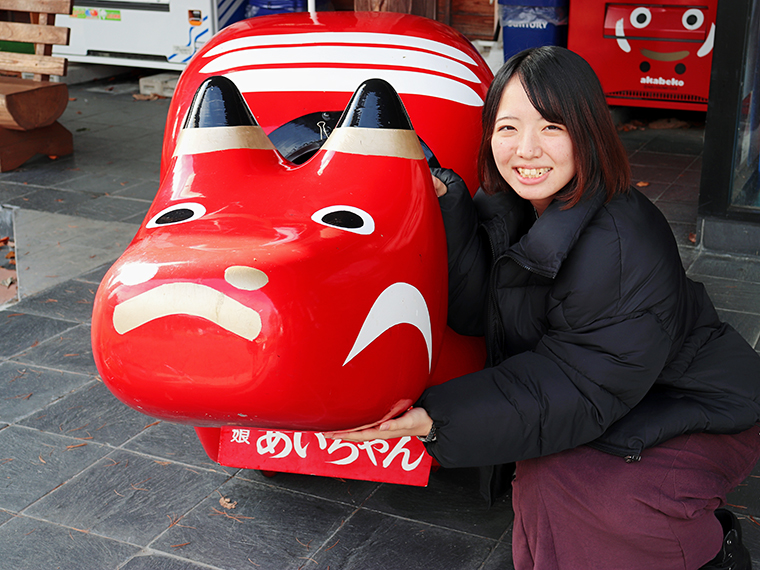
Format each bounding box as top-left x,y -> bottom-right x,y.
517,167 -> 551,178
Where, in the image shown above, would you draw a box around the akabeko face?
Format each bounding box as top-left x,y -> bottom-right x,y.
605,4 -> 714,71
570,1 -> 718,110
91,12 -> 491,433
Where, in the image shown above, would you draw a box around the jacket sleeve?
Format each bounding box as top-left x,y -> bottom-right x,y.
431,168 -> 492,336
416,310 -> 673,467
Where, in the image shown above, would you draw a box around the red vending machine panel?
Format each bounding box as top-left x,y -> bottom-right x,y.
568,1 -> 718,111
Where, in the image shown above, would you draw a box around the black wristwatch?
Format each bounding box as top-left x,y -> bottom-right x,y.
417,424 -> 437,443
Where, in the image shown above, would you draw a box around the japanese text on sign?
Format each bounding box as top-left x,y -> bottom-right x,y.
230,428 -> 425,471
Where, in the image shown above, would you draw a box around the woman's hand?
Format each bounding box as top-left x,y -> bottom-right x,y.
324,407 -> 434,442
432,174 -> 448,197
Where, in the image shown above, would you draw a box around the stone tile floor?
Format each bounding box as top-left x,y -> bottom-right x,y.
0,75 -> 758,570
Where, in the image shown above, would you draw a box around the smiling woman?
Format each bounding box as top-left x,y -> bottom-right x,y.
433,47 -> 760,570
336,46 -> 760,570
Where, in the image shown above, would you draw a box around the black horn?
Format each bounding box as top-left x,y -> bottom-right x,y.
337,79 -> 414,130
183,76 -> 258,129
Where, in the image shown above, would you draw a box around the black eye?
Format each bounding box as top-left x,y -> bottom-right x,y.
157,209 -> 195,224
311,205 -> 375,235
321,210 -> 364,229
147,202 -> 206,228
630,7 -> 652,28
682,9 -> 704,30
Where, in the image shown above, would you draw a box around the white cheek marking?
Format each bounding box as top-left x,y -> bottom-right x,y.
225,266 -> 269,291
697,23 -> 715,57
615,18 -> 631,53
113,282 -> 262,341
344,282 -> 432,371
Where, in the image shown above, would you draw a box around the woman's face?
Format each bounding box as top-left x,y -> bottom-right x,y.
491,76 -> 576,216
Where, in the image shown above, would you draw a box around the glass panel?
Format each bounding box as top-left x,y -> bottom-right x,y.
730,0 -> 760,211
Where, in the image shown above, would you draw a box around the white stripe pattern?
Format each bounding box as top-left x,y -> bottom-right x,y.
200,45 -> 479,83
204,31 -> 477,64
224,67 -> 483,107
199,31 -> 485,106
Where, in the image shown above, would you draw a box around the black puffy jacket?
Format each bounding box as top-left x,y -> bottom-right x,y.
418,169 -> 760,468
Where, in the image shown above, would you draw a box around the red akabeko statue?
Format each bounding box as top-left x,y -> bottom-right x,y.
91,11 -> 491,485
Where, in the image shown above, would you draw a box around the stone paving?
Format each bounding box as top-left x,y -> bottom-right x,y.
0,74 -> 758,570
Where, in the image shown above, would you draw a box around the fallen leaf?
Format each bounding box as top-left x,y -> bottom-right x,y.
616,119 -> 646,132
635,181 -> 650,187
688,232 -> 697,244
133,93 -> 163,101
649,117 -> 690,130
219,496 -> 237,510
209,507 -> 253,522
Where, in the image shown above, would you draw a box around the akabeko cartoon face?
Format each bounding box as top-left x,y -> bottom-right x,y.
569,1 -> 717,110
602,3 -> 715,106
605,4 -> 714,69
91,12 -> 489,435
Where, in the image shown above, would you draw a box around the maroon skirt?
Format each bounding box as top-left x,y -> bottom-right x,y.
512,426 -> 760,570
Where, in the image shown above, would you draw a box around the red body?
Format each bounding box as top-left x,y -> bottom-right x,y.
91,12 -> 490,447
568,1 -> 717,111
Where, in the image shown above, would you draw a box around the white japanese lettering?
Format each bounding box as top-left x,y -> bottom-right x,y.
358,440 -> 390,466
326,439 -> 360,465
231,428 -> 251,444
382,436 -> 426,471
256,431 -> 292,458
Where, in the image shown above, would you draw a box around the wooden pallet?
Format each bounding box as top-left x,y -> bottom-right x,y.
0,0 -> 73,171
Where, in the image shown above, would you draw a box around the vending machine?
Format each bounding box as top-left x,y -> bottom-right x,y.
568,1 -> 718,111
53,0 -> 248,71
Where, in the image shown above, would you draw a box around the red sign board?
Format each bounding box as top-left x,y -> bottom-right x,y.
217,427 -> 433,487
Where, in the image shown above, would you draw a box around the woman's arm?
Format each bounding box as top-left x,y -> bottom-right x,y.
432,168 -> 492,336
417,310 -> 673,468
